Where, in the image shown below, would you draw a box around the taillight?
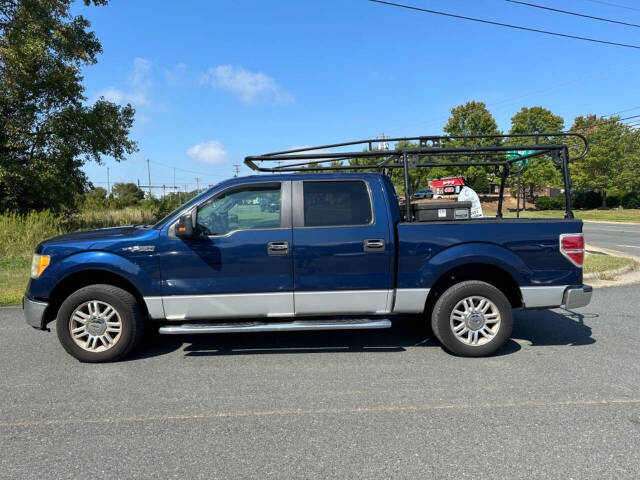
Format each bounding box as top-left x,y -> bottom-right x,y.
560,233 -> 584,267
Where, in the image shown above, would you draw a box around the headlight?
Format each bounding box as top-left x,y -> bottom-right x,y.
30,254 -> 50,279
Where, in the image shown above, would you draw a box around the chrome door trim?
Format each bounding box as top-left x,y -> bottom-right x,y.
147,288 -> 434,320
294,289 -> 391,315
158,292 -> 294,321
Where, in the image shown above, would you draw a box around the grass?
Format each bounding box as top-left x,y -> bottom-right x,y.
501,209 -> 640,223
0,208 -> 161,307
0,258 -> 30,307
583,254 -> 634,275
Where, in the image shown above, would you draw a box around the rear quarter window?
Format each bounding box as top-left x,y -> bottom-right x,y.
303,181 -> 372,227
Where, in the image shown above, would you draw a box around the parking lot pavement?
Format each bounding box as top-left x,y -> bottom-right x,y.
583,222 -> 640,257
1,285 -> 639,479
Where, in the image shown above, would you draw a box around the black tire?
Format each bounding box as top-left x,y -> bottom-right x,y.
431,280 -> 513,357
56,284 -> 145,363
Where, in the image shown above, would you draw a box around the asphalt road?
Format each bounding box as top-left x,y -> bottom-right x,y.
583,221 -> 640,257
1,286 -> 640,479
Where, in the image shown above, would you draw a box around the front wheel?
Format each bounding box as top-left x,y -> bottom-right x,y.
431,281 -> 513,357
56,284 -> 145,363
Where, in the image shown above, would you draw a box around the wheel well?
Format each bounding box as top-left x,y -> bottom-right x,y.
44,270 -> 148,326
424,263 -> 522,316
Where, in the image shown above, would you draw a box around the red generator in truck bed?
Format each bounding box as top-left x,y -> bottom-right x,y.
430,176 -> 465,196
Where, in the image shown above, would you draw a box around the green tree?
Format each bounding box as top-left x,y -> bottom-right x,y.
0,0 -> 137,213
111,182 -> 144,205
569,115 -> 636,208
509,106 -> 565,201
442,101 -> 502,193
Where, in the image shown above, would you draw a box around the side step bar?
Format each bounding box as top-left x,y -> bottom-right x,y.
158,319 -> 392,335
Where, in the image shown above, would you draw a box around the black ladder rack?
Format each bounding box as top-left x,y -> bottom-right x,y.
244,133 -> 589,220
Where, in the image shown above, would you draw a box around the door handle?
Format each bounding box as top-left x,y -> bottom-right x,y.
364,239 -> 385,252
268,241 -> 289,256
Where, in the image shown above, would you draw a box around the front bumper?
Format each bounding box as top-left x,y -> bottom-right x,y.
562,285 -> 593,309
23,295 -> 49,330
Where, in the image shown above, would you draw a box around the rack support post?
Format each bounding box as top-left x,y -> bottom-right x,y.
561,146 -> 574,219
402,153 -> 412,222
496,164 -> 510,218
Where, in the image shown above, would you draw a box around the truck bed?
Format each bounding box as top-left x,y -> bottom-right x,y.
396,218 -> 583,289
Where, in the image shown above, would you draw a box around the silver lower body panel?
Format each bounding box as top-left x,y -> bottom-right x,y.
159,318 -> 392,335
23,295 -> 48,330
521,284 -> 592,309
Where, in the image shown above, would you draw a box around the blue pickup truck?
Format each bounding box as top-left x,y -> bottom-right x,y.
23,134 -> 592,362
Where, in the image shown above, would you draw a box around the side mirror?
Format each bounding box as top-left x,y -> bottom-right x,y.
175,213 -> 194,237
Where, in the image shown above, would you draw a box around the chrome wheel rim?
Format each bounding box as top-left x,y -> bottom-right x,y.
449,296 -> 501,346
69,300 -> 122,353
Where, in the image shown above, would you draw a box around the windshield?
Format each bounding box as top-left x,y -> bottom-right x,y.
152,187 -> 216,229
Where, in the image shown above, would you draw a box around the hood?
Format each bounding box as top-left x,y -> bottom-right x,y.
36,226 -> 159,257
45,226 -> 142,243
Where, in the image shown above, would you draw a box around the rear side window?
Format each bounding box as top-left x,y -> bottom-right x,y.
303,181 -> 372,227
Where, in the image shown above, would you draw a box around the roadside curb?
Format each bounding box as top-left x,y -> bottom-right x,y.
582,220 -> 640,225
583,263 -> 636,280
584,243 -> 640,288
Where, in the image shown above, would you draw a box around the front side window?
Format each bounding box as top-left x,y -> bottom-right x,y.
196,184 -> 281,235
303,181 -> 372,227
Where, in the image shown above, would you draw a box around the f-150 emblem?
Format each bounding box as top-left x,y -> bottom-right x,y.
122,245 -> 155,253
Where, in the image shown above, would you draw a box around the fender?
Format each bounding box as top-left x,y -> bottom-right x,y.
407,242 -> 534,289
29,250 -> 160,299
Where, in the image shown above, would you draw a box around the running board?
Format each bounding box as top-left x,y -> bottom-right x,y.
158,319 -> 392,335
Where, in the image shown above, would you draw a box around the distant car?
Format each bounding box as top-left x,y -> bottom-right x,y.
412,188 -> 434,200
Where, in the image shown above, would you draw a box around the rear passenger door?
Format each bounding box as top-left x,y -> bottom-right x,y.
292,179 -> 393,315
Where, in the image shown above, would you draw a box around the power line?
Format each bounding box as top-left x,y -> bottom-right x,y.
581,0 -> 640,13
147,158 -> 227,178
506,0 -> 640,28
605,106 -> 640,117
369,0 -> 640,49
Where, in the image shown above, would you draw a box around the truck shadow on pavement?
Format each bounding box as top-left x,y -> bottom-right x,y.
129,308 -> 597,360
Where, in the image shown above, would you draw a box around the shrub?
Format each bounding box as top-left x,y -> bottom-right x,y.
606,195 -> 621,208
622,192 -> 640,209
535,195 -> 565,210
571,190 -> 602,210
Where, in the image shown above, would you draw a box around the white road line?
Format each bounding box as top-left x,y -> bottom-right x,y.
616,245 -> 640,249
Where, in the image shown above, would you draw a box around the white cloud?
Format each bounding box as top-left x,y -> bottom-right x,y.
187,140 -> 228,164
165,62 -> 187,86
96,57 -> 152,106
202,65 -> 293,105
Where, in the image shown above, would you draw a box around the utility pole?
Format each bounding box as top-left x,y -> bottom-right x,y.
162,184 -> 166,198
195,177 -> 200,192
106,167 -> 110,196
146,159 -> 152,198
233,164 -> 240,177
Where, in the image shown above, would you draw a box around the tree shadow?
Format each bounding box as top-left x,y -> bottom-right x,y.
127,307 -> 596,361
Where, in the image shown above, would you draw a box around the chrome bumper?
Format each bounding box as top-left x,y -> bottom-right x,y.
562,285 -> 592,310
23,295 -> 49,330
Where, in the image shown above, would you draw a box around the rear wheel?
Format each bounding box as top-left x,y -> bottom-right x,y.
431,280 -> 512,357
56,284 -> 144,363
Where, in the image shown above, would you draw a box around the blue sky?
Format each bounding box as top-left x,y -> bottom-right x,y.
75,0 -> 640,192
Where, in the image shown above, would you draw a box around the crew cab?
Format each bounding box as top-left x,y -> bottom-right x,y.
23,171 -> 591,362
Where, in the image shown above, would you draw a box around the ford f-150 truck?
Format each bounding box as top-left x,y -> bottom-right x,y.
23,134 -> 592,362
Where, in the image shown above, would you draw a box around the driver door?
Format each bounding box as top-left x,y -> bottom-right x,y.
158,181 -> 293,320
